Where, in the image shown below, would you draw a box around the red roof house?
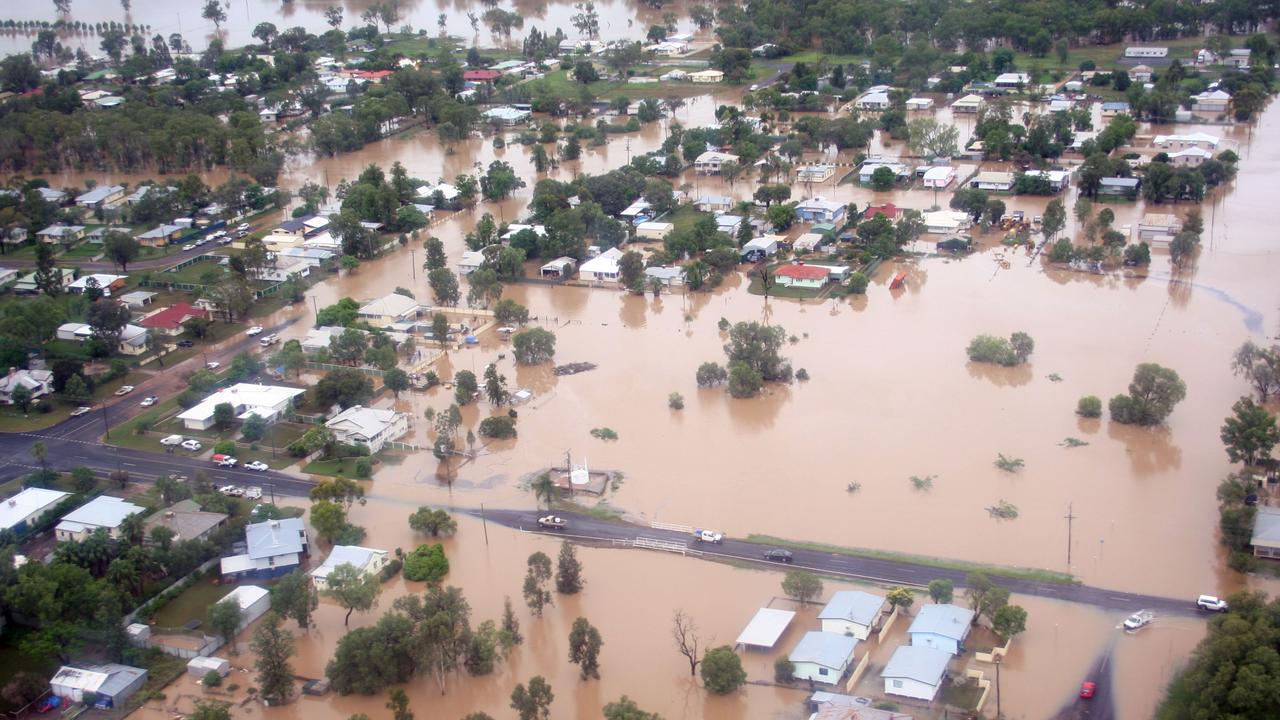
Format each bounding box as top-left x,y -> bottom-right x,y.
351,70 -> 394,81
463,69 -> 502,82
864,203 -> 902,220
773,263 -> 830,287
140,303 -> 210,336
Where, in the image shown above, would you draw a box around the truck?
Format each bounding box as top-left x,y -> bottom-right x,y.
694,529 -> 724,543
537,515 -> 567,530
211,454 -> 237,467
160,434 -> 185,446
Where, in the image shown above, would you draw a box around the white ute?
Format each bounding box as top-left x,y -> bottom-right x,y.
1197,595 -> 1229,612
694,529 -> 724,543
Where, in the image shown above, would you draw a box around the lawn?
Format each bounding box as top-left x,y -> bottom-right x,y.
148,575 -> 233,630
127,651 -> 187,710
531,69 -> 719,102
0,370 -> 149,433
63,243 -> 103,259
666,204 -> 713,235
0,635 -> 58,712
303,456 -> 370,477
159,259 -> 227,286
745,274 -> 826,299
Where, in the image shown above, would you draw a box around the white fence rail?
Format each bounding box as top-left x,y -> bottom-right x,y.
635,536 -> 699,556
650,520 -> 695,534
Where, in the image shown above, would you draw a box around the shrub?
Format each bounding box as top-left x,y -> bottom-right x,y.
848,271 -> 869,294
668,392 -> 684,410
479,415 -> 517,439
403,543 -> 449,583
966,335 -> 1018,366
590,427 -> 618,441
795,368 -> 810,381
213,440 -> 235,456
774,657 -> 795,683
354,457 -> 372,479
203,670 -> 222,687
696,361 -> 728,387
380,558 -> 403,581
1077,395 -> 1102,418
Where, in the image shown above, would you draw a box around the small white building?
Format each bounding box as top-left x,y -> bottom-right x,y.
818,591 -> 887,640
689,69 -> 724,83
310,545 -> 390,589
326,405 -> 410,454
579,247 -> 624,283
1191,89 -> 1231,113
1138,213 -> 1183,240
540,257 -> 576,278
951,94 -> 984,113
644,266 -> 685,286
217,585 -> 271,631
636,221 -> 674,239
176,383 -> 306,431
882,645 -> 952,702
1167,146 -> 1213,167
0,368 -> 54,405
695,195 -> 733,213
55,496 -> 145,542
186,656 -> 230,679
969,171 -> 1015,191
0,487 -> 70,532
694,151 -> 741,175
482,106 -> 532,126
921,166 -> 956,189
742,236 -> 780,260
50,664 -> 147,708
993,72 -> 1030,88
905,97 -> 934,110
358,293 -> 421,326
907,604 -> 975,655
789,631 -> 859,685
1022,169 -> 1071,192
858,162 -> 910,185
1153,133 -> 1222,151
1128,64 -> 1154,82
796,164 -> 836,183
922,210 -> 971,234
1125,47 -> 1168,58
854,88 -> 891,110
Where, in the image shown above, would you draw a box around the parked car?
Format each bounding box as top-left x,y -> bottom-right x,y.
1079,681 -> 1096,699
114,385 -> 135,395
212,454 -> 237,467
218,485 -> 244,497
160,434 -> 185,446
180,439 -> 203,451
246,326 -> 264,336
69,406 -> 92,417
763,548 -> 794,563
243,485 -> 265,498
205,361 -> 221,370
182,244 -> 195,251
537,515 -> 567,530
694,529 -> 724,543
259,334 -> 279,347
139,396 -> 158,407
1123,609 -> 1154,631
1197,595 -> 1229,612
245,462 -> 269,472
176,339 -> 195,347
236,223 -> 250,232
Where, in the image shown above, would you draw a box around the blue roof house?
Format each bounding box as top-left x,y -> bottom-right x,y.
788,631 -> 859,685
907,604 -> 975,655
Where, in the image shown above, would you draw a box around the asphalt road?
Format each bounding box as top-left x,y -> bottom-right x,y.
1054,642 -> 1116,720
473,508 -> 1203,617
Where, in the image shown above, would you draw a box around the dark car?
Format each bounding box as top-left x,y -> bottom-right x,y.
176,339 -> 195,347
763,548 -> 794,563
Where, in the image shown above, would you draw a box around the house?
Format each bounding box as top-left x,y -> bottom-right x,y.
1191,89 -> 1231,113
1099,176 -> 1141,197
1225,48 -> 1252,68
696,195 -> 733,212
649,40 -> 689,56
905,97 -> 934,110
774,263 -> 831,289
1138,213 -> 1182,240
462,69 -> 501,83
143,499 -> 228,543
789,631 -> 859,685
135,223 -> 184,247
1063,80 -> 1083,92
186,656 -> 230,679
326,405 -> 410,453
279,247 -> 337,268
864,204 -> 903,221
694,151 -> 741,175
921,166 -> 956,189
660,69 -> 688,82
1153,133 -> 1221,151
636,221 -> 674,240
644,266 -> 685,286
216,585 -> 271,630
310,545 -> 390,589
808,692 -> 914,719
0,487 -> 70,532
1022,169 -> 1071,192
1167,147 -> 1213,167
539,257 -> 575,278
54,496 -> 145,542
1128,65 -> 1153,83
501,224 -> 547,242
715,214 -> 744,236
1100,101 -> 1131,118
1251,506 -> 1280,558
854,88 -> 891,110
220,518 -> 309,580
922,210 -> 971,234
457,250 -> 486,276
253,258 -> 311,283
1125,46 -> 1168,58
742,236 -> 780,261
140,303 -> 211,336
689,69 -> 724,83
0,368 -> 54,405
177,383 -> 305,431
797,164 -> 835,183
881,645 -> 951,702
619,199 -> 652,221
36,224 -> 87,245
579,247 -> 624,283
75,185 -> 126,209
0,267 -> 18,291
68,273 -> 126,297
1047,97 -> 1073,113
358,293 -> 421,326
819,591 -> 887,640
858,163 -> 910,186
482,106 -> 532,125
14,268 -> 74,294
951,94 -> 984,113
115,324 -> 147,355
795,198 -> 847,224
993,72 -> 1030,88
56,322 -> 93,341
970,171 -> 1015,191
51,664 -> 147,708
793,233 -> 827,253
266,219 -> 308,250
37,187 -> 67,204
907,604 -> 975,655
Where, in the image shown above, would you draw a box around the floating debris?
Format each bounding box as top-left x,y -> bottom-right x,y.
910,474 -> 936,491
846,482 -> 862,493
1060,437 -> 1089,448
590,427 -> 619,441
986,500 -> 1019,519
994,454 -> 1025,473
554,362 -> 598,376
1047,373 -> 1063,382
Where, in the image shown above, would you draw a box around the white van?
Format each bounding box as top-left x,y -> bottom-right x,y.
160,434 -> 185,446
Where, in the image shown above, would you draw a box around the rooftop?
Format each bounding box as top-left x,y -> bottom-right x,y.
140,303 -> 208,330
220,584 -> 269,611
56,496 -> 145,534
819,590 -> 887,626
907,603 -> 975,641
775,264 -> 831,281
311,545 -> 385,580
789,631 -> 858,669
1252,506 -> 1280,549
245,517 -> 307,559
76,185 -> 124,204
359,293 -> 420,319
144,500 -> 227,541
176,383 -> 306,423
736,607 -> 796,647
881,645 -> 951,685
0,487 -> 70,530
326,405 -> 404,438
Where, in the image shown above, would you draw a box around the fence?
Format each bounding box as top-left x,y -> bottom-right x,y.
877,605 -> 901,644
974,637 -> 1012,664
134,631 -> 222,660
843,650 -> 872,693
633,536 -> 699,556
303,360 -> 386,378
964,668 -> 992,713
650,520 -> 694,534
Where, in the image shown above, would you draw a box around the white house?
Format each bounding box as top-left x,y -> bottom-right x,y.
881,645 -> 952,702
993,72 -> 1030,88
921,166 -> 956,189
55,496 -> 145,542
1138,213 -> 1182,240
216,585 -> 271,631
0,487 -> 70,532
951,94 -> 984,113
774,263 -> 830,289
220,518 -> 309,580
176,383 -> 305,431
75,185 -> 126,209
1022,169 -> 1071,192
579,247 -> 624,283
1125,46 -> 1168,58
0,368 -> 53,405
907,604 -> 975,655
1225,48 -> 1252,68
854,88 -> 891,109
1167,147 -> 1213,167
796,164 -> 836,183
1101,101 -> 1131,118
694,151 -> 741,175
540,257 -> 576,278
922,210 -> 971,234
788,631 -> 859,685
970,171 -> 1015,191
1128,64 -> 1153,82
644,266 -> 685,286
818,591 -> 887,640
310,545 -> 390,589
457,250 -> 486,276
689,69 -> 724,83
795,197 -> 847,223
905,97 -> 934,110
482,106 -> 532,126
1191,89 -> 1231,113
636,221 -> 674,239
858,162 -> 910,185
326,406 -> 410,453
696,195 -> 733,212
358,293 -> 420,326
1153,133 -> 1221,151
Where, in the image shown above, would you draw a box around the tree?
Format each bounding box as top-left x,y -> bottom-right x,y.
202,0 -> 227,28
510,676 -> 554,720
907,117 -> 959,160
240,413 -> 267,442
992,605 -> 1028,641
33,243 -> 61,297
208,402 -> 235,430
724,322 -> 791,382
524,551 -> 554,616
1041,198 -> 1066,242
494,299 -> 530,326
603,696 -> 662,720
409,507 -> 457,537
513,328 -> 556,364
886,587 -> 915,613
323,563 -> 381,626
928,579 -> 954,604
483,364 -> 509,406
781,570 -> 823,604
870,165 -> 897,191
671,609 -> 704,676
696,362 -> 727,387
1232,342 -> 1280,403
774,656 -> 795,683
556,542 -> 583,594
384,368 -> 409,398
208,597 -> 244,648
1109,363 -> 1187,426
87,300 -> 131,353
386,689 -> 412,720
480,161 -> 526,201
271,570 -> 318,630
428,268 -> 460,306
310,500 -> 351,542
618,250 -> 645,291
252,612 -> 294,705
324,6 -> 344,28
1221,398 -> 1280,466
190,701 -> 231,720
315,368 -> 374,409
700,646 -> 746,694
454,369 -> 479,405
10,385 -> 33,414
479,415 -> 517,438
311,477 -> 366,509
103,231 -> 140,272
567,617 -> 603,679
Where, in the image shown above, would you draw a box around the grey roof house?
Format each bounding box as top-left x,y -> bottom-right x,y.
882,645 -> 952,702
143,499 -> 229,543
907,604 -> 975,655
819,590 -> 887,639
1251,505 -> 1280,559
788,631 -> 859,685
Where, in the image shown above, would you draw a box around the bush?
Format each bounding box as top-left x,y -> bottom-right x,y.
727,361 -> 763,398
1077,395 -> 1102,418
668,392 -> 684,410
696,361 -> 728,387
213,440 -> 236,456
848,271 -> 869,294
354,457 -> 372,479
203,670 -> 222,687
795,368 -> 810,381
773,657 -> 795,683
380,558 -> 403,581
478,415 -> 517,439
590,427 -> 619,441
967,332 -> 1033,366
403,543 -> 449,583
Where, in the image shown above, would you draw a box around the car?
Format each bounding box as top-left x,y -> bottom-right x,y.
205,361 -> 221,370
749,83 -> 760,91
537,515 -> 568,530
259,334 -> 278,347
176,339 -> 195,348
1123,609 -> 1154,631
114,385 -> 135,396
245,462 -> 269,472
236,223 -> 250,231
214,455 -> 238,467
246,326 -> 264,336
182,244 -> 195,251
194,238 -> 207,246
694,529 -> 724,543
218,485 -> 244,497
180,439 -> 203,451
1197,595 -> 1229,612
243,485 -> 264,498
160,434 -> 185,446
139,396 -> 158,407
69,406 -> 92,417
1080,681 -> 1096,699
763,548 -> 794,563
36,696 -> 61,713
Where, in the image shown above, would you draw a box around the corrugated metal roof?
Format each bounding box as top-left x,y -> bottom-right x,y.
819,591 -> 887,627
789,631 -> 858,669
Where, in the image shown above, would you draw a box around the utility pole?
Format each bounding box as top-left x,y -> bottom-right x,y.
995,658 -> 1002,718
310,295 -> 319,320
1065,502 -> 1076,567
480,503 -> 489,546
408,249 -> 416,280
100,402 -> 110,440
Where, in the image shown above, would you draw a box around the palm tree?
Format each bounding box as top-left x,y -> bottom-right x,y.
30,441 -> 48,476
532,472 -> 557,510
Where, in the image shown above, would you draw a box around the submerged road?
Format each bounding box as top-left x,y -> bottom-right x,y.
472,508 -> 1203,618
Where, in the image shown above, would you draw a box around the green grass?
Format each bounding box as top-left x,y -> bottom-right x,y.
745,533 -> 1078,585
939,678 -> 985,711
780,50 -> 868,65
63,243 -> 102,259
303,457 -> 366,477
148,575 -> 232,630
532,69 -> 717,102
127,650 -> 187,710
0,371 -> 148,433
161,260 -> 226,286
667,205 -> 713,235
745,275 -> 825,298
0,634 -> 58,712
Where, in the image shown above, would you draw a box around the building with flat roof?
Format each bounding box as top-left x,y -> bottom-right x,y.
1251,505 -> 1280,559
177,383 -> 305,430
736,607 -> 796,648
216,585 -> 271,630
51,664 -> 147,708
0,487 -> 70,532
55,496 -> 145,542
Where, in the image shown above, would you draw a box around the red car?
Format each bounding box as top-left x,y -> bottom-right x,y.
1080,681 -> 1097,699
